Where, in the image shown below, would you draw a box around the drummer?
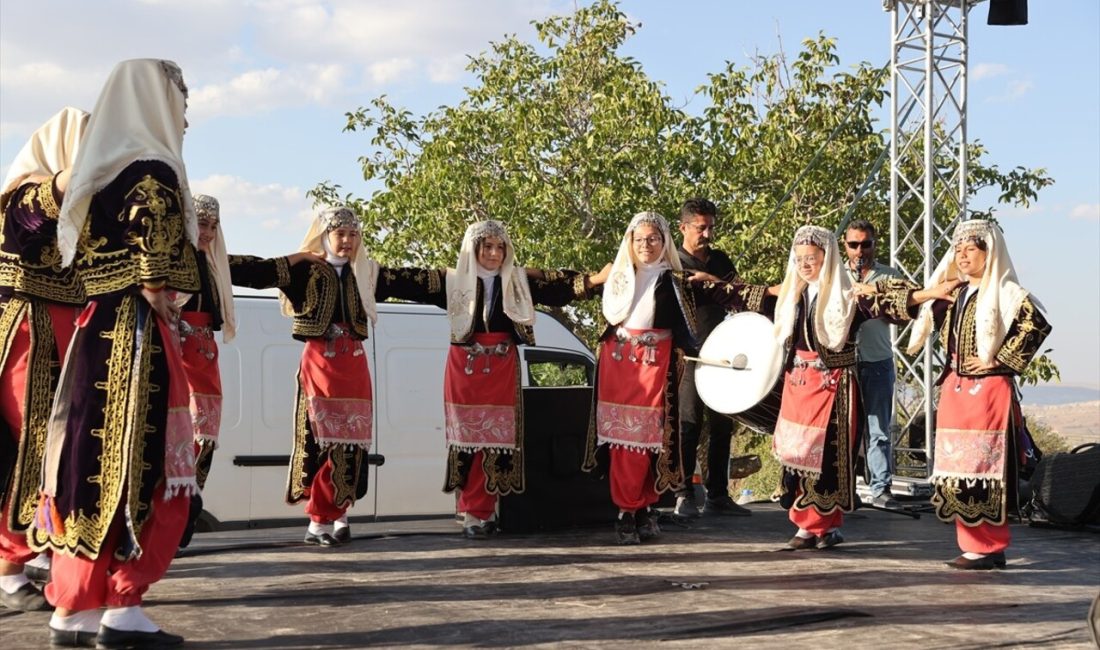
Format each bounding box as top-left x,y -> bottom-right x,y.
696,224 -> 921,550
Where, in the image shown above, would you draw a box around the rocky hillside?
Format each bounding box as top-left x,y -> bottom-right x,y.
1023,401 -> 1100,450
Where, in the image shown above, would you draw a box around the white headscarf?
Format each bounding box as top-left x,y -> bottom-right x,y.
192,194 -> 236,342
773,224 -> 856,351
1,107 -> 90,213
446,219 -> 536,341
283,205 -> 379,324
601,211 -> 682,327
57,59 -> 195,267
906,219 -> 1038,364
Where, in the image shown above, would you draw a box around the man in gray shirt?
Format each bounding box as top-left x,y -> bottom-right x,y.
844,220 -> 901,508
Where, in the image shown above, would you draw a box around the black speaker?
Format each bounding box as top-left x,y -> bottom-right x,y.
499,387 -> 617,532
988,0 -> 1028,26
1026,443 -> 1100,527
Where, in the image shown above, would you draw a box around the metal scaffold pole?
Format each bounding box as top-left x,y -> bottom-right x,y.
885,0 -> 971,489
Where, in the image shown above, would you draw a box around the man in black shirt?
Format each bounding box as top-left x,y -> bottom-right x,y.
674,198 -> 750,517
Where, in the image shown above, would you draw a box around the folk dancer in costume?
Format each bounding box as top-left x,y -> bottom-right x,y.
173,193 -> 232,548
373,219 -> 605,538
30,60 -> 198,648
904,219 -> 1050,570
0,107 -> 89,612
229,206 -> 385,546
583,211 -> 733,546
699,225 -> 917,551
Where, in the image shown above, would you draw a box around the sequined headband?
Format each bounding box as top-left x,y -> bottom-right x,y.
321,206 -> 361,232
952,220 -> 994,247
160,60 -> 188,99
468,220 -> 507,242
193,194 -> 219,221
629,211 -> 668,233
792,225 -> 832,249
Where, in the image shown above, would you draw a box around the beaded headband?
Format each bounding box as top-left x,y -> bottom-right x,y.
160,60 -> 188,99
321,206 -> 361,232
952,219 -> 994,247
629,211 -> 668,234
468,219 -> 508,242
792,224 -> 832,249
193,194 -> 219,221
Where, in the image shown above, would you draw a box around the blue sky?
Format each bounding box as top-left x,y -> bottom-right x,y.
2,1 -> 1097,387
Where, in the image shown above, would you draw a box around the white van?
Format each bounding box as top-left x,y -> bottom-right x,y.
198,295 -> 598,529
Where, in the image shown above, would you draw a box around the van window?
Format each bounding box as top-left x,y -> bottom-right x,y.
524,349 -> 593,387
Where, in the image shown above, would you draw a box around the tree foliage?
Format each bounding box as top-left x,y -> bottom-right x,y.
310,0 -> 1056,379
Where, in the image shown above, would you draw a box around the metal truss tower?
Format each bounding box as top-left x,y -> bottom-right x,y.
885,0 -> 973,483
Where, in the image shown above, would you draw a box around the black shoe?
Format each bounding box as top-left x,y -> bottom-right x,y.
95,625 -> 183,649
615,512 -> 640,546
816,530 -> 844,549
49,627 -> 97,648
635,508 -> 660,541
25,563 -> 51,583
332,527 -> 351,544
703,496 -> 752,517
945,554 -> 998,571
990,551 -> 1007,568
462,519 -> 498,540
0,581 -> 49,611
786,534 -> 818,550
303,531 -> 337,546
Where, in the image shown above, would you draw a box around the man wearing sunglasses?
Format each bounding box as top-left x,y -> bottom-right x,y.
673,198 -> 750,518
844,220 -> 902,509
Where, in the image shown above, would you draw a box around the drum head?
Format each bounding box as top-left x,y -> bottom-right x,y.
694,312 -> 784,415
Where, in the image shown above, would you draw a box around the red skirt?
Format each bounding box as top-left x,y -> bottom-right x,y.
773,350 -> 843,476
179,311 -> 222,446
299,325 -> 373,448
933,370 -> 1013,483
595,328 -> 672,453
443,332 -> 518,452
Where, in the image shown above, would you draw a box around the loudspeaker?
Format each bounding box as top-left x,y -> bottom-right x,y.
1026,443 -> 1100,527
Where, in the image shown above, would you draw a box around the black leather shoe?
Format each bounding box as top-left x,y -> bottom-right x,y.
0,581 -> 49,611
96,625 -> 183,649
615,512 -> 640,546
635,508 -> 660,541
815,530 -> 844,549
49,627 -> 97,648
786,534 -> 818,550
945,554 -> 998,570
703,496 -> 752,517
332,527 -> 351,544
462,520 -> 497,540
990,551 -> 1007,568
303,531 -> 337,546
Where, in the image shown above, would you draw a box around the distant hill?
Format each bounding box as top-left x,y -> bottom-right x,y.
1020,384 -> 1100,406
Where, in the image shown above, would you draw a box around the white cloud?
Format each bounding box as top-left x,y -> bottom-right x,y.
369,58 -> 416,85
190,174 -> 315,257
188,65 -> 351,120
248,0 -> 554,64
427,54 -> 470,83
986,78 -> 1034,104
972,63 -> 1009,81
1070,203 -> 1100,221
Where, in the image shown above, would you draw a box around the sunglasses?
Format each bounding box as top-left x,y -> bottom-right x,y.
846,241 -> 874,250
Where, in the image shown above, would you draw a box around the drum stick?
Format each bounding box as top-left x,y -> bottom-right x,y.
684,353 -> 749,370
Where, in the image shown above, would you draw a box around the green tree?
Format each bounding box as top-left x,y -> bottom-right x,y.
311,0 -> 1054,369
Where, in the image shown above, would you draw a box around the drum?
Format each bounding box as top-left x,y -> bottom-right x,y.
730,375 -> 782,435
692,312 -> 785,434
